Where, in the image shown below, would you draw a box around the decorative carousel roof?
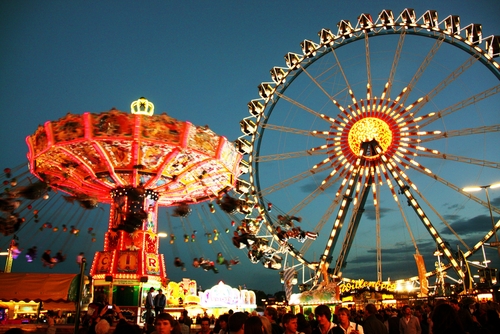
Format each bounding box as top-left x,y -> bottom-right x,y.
26,98 -> 243,206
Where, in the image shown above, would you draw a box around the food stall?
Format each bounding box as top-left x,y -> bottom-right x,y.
0,273 -> 90,324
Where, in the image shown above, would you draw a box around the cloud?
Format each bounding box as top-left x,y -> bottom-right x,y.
363,205 -> 394,220
441,214 -> 494,237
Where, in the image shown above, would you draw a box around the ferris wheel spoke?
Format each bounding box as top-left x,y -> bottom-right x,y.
464,220 -> 500,258
416,151 -> 500,169
261,123 -> 329,139
274,91 -> 334,122
365,34 -> 372,95
313,164 -> 364,284
411,54 -> 481,116
394,189 -> 420,253
406,163 -> 500,216
400,36 -> 445,106
410,181 -> 470,251
380,152 -> 465,279
286,171 -> 346,217
418,124 -> 500,143
257,164 -> 332,198
373,181 -> 383,282
419,84 -> 500,128
296,174 -> 349,256
299,65 -> 353,116
255,148 -> 324,163
386,31 -> 406,98
328,46 -> 357,106
333,173 -> 374,276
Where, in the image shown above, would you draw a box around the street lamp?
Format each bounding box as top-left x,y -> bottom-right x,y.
463,182 -> 500,259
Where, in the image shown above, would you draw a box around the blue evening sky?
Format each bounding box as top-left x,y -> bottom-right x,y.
1,0 -> 499,295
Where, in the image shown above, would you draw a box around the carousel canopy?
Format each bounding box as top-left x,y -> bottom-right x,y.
26,98 -> 243,206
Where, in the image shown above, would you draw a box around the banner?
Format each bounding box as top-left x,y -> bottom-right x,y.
414,253 -> 428,296
283,268 -> 296,301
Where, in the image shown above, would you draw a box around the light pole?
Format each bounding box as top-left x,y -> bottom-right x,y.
463,182 -> 500,259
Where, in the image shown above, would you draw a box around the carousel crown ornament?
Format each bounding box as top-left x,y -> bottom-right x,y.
131,97 -> 155,116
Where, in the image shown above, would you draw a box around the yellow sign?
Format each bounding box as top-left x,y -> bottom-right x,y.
338,279 -> 397,293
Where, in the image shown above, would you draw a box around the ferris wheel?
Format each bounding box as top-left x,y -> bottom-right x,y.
235,8 -> 500,290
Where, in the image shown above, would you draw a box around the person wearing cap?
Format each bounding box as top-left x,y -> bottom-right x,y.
154,288 -> 167,315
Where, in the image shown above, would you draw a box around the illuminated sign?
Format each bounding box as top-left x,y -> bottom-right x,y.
338,279 -> 397,293
199,281 -> 256,308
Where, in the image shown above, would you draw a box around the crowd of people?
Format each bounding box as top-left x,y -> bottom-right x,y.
201,299 -> 500,334
3,297 -> 500,334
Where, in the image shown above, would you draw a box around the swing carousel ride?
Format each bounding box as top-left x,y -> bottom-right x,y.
0,97 -> 248,305
232,8 -> 500,301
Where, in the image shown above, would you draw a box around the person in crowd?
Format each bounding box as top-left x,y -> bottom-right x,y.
180,310 -> 192,328
484,308 -> 500,333
151,313 -> 176,334
312,305 -> 336,334
5,329 -> 24,334
282,313 -> 300,334
333,307 -> 363,334
178,317 -> 190,334
95,319 -> 111,334
217,314 -> 230,334
244,316 -> 264,334
430,303 -> 466,334
154,289 -> 167,316
399,306 -> 420,334
145,287 -> 156,328
46,310 -> 61,334
197,317 -> 214,334
113,318 -> 142,334
296,313 -> 312,334
363,304 -> 388,334
307,313 -> 318,329
383,309 -> 399,334
228,312 -> 249,334
457,297 -> 481,334
265,307 -> 284,334
420,304 -> 431,334
260,316 -> 273,334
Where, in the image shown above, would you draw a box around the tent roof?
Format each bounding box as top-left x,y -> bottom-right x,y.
0,273 -> 78,302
